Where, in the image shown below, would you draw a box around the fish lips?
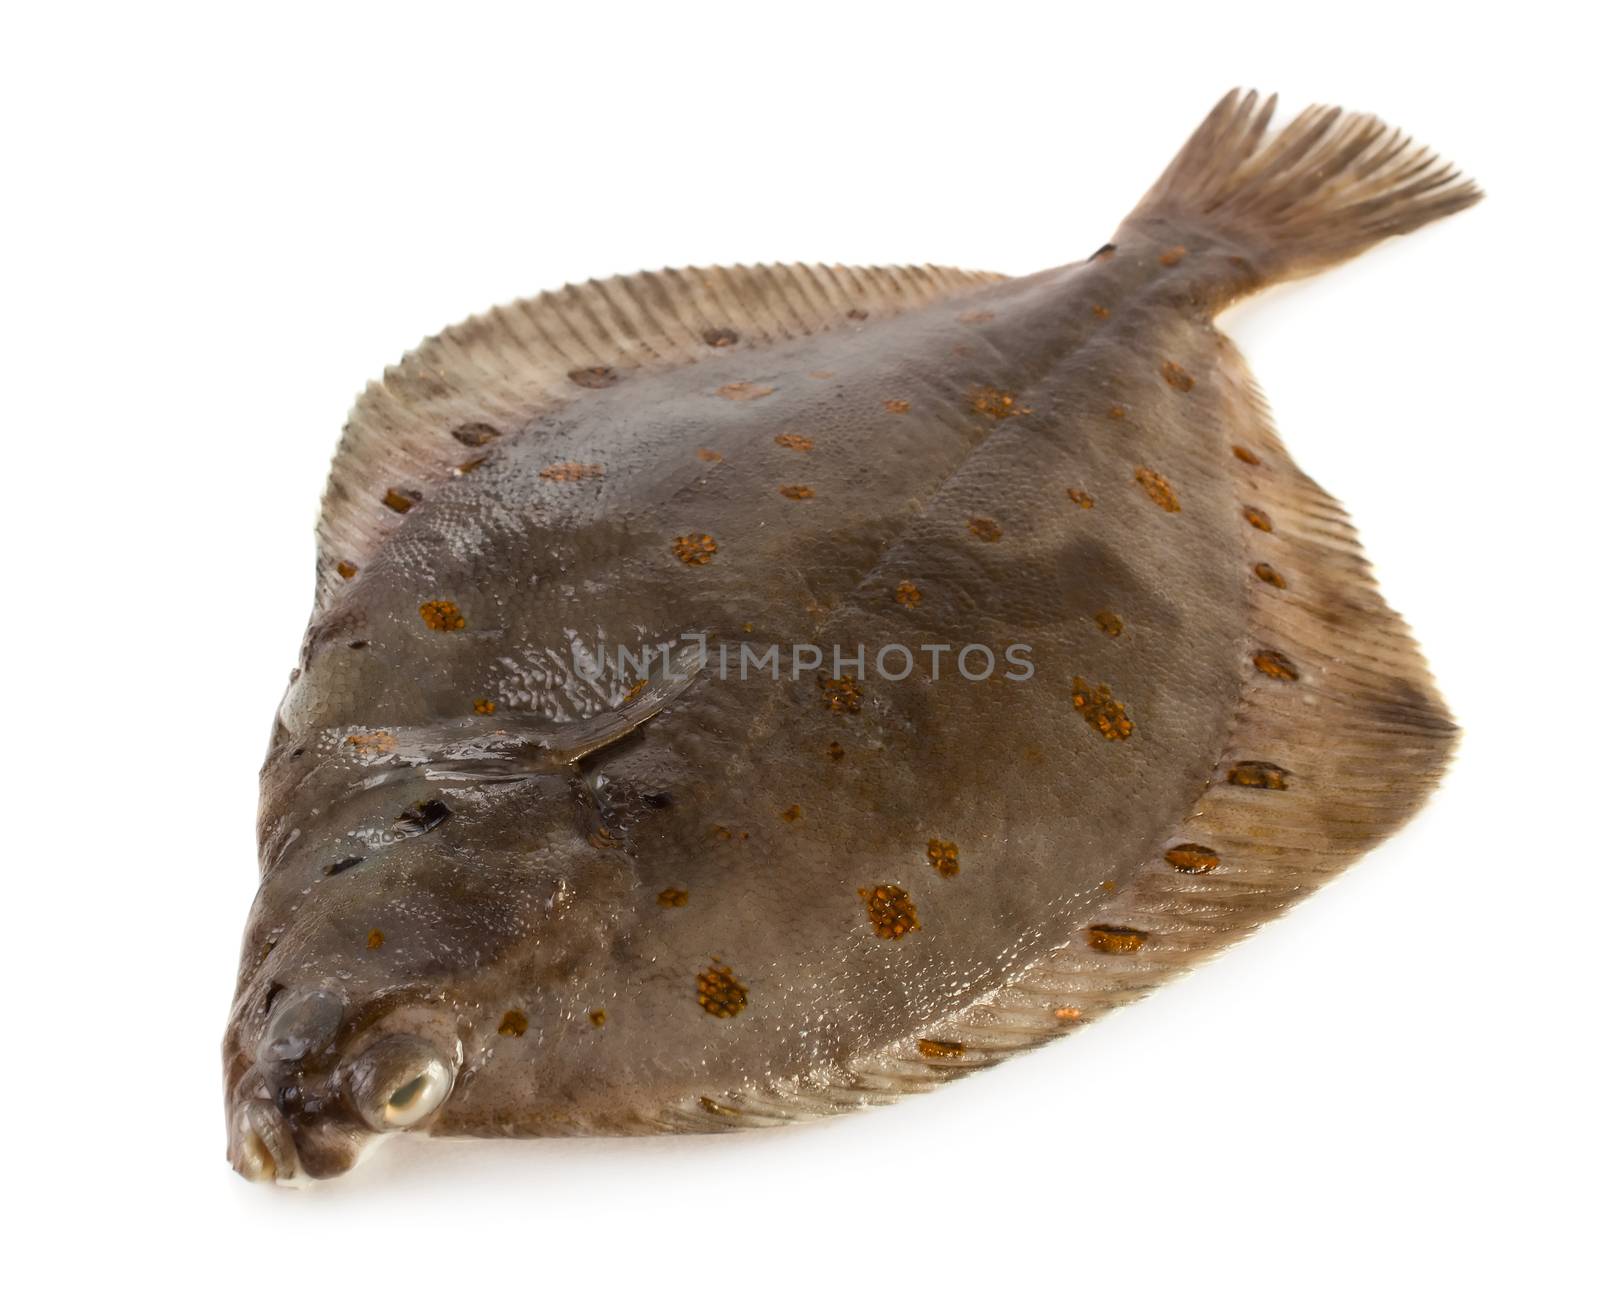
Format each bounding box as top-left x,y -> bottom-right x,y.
230,1098 -> 301,1183
228,1091 -> 370,1183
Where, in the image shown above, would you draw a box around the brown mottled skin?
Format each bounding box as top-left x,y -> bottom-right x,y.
224,92 -> 1477,1181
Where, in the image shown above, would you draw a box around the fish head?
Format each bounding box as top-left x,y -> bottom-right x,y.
224,766 -> 625,1183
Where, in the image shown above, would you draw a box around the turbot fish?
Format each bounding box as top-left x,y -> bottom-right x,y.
225,91 -> 1478,1183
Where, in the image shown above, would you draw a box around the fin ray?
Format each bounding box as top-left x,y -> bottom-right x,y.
1120,88 -> 1481,294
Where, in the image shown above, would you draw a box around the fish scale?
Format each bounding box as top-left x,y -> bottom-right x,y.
225,89 -> 1477,1181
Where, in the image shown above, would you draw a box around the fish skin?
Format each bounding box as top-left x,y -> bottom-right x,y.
224,91 -> 1478,1182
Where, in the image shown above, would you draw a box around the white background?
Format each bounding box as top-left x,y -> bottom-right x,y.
4,3 -> 1592,1310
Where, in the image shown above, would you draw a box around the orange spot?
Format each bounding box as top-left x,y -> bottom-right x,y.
1232,444 -> 1261,466
1159,245 -> 1187,266
498,1010 -> 528,1037
1228,761 -> 1290,790
568,366 -> 618,389
702,326 -> 739,347
1162,361 -> 1195,392
970,386 -> 1027,419
774,433 -> 814,452
779,484 -> 815,500
1101,880 -> 1118,893
917,1038 -> 966,1059
382,487 -> 419,514
346,730 -> 396,757
884,399 -> 911,414
671,533 -> 718,565
1091,303 -> 1111,319
1243,507 -> 1274,532
781,804 -> 803,822
1133,466 -> 1181,512
1067,487 -> 1095,509
859,884 -> 920,939
366,928 -> 384,951
335,560 -> 358,580
1165,844 -> 1220,873
821,675 -> 862,714
588,1009 -> 607,1028
1106,404 -> 1127,420
716,381 -> 773,401
696,961 -> 748,1018
452,421 -> 500,448
967,516 -> 1003,542
473,698 -> 496,715
539,461 -> 604,482
896,580 -> 923,608
1054,1006 -> 1083,1021
696,448 -> 723,462
622,679 -> 648,704
926,839 -> 960,878
1094,610 -> 1123,637
699,1096 -> 739,1117
418,599 -> 466,631
1072,676 -> 1133,741
1253,562 -> 1288,589
657,887 -> 689,908
1253,649 -> 1300,681
1086,925 -> 1146,955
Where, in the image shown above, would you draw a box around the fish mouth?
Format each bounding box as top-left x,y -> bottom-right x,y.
227,1087 -> 373,1184
230,1099 -> 300,1184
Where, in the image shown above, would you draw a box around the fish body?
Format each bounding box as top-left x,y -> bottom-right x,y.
225,91 -> 1478,1182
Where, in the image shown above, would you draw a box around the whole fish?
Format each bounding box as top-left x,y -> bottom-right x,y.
225,90 -> 1478,1183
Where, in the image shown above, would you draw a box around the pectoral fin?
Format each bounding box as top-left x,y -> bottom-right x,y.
354,643 -> 707,781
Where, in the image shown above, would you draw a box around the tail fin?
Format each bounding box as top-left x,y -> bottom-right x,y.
1119,89 -> 1481,293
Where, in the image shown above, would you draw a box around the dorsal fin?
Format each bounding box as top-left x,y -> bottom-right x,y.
314,262 -> 1005,608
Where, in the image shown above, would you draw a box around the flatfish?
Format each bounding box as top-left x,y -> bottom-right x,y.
224,90 -> 1478,1182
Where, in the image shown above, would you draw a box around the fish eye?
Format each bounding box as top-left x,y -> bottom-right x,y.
346,1034 -> 455,1130
259,987 -> 344,1066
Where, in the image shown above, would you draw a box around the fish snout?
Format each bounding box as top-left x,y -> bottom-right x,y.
231,1098 -> 300,1184
224,980 -> 466,1182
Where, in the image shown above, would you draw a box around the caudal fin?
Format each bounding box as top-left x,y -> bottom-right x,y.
1120,89 -> 1481,293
